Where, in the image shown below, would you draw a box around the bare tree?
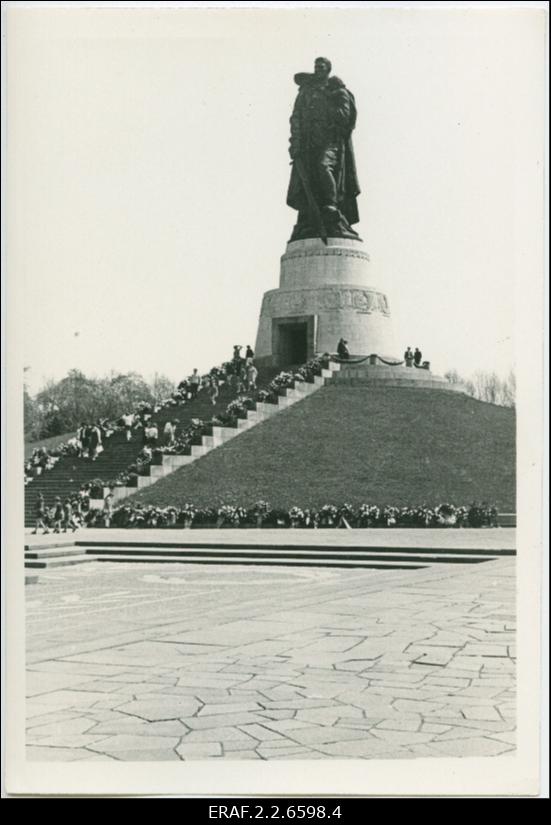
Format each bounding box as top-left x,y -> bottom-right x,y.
445,368 -> 515,408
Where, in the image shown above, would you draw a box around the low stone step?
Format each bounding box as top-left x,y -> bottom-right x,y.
25,554 -> 94,569
92,553 -> 427,570
85,546 -> 498,565
25,546 -> 89,559
24,540 -> 77,551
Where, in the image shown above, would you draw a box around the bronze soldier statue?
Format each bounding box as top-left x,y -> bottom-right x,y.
286,57 -> 361,243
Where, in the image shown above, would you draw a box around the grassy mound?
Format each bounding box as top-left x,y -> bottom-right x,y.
129,385 -> 516,511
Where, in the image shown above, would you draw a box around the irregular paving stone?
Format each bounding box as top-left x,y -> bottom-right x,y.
198,702 -> 263,716
180,712 -> 268,730
182,727 -> 257,743
283,726 -> 372,746
176,742 -> 223,758
26,717 -> 97,737
370,730 -> 437,745
26,745 -> 103,761
116,698 -> 201,721
88,734 -> 181,752
460,705 -> 503,721
237,723 -> 287,741
105,749 -> 181,761
26,689 -> 114,710
317,739 -> 400,758
375,718 -> 421,732
427,737 -> 515,757
88,718 -> 188,736
26,733 -> 112,749
216,750 -> 263,760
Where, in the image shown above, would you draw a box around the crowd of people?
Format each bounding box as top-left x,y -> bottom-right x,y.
24,419 -> 116,485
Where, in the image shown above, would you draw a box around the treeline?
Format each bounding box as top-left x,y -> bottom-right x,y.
25,369 -> 175,441
445,369 -> 516,408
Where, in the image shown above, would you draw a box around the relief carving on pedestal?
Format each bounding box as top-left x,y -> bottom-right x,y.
262,287 -> 390,317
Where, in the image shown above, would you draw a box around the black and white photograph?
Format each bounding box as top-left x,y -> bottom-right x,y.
4,2 -> 547,797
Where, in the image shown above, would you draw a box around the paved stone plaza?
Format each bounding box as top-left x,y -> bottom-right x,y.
25,538 -> 516,762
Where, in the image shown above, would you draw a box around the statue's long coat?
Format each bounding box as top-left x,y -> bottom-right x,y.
286,76 -> 361,226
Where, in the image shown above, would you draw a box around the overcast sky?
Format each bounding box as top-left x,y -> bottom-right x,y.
8,5 -> 546,393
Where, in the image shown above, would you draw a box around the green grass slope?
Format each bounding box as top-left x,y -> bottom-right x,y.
130,386 -> 516,511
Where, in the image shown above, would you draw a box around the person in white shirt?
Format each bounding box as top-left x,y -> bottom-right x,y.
121,412 -> 134,441
145,423 -> 158,446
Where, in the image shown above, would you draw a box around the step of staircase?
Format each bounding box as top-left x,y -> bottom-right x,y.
24,554 -> 94,569
85,546 -> 496,566
92,553 -> 427,571
81,539 -> 516,556
25,546 -> 91,559
98,366 -> 341,505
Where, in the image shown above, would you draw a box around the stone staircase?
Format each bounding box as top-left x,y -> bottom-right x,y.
24,374 -> 253,526
24,362 -> 339,523
24,535 -> 515,573
106,360 -> 342,505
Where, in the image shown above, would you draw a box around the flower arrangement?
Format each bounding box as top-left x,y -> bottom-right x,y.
318,504 -> 338,526
180,503 -> 197,527
288,506 -> 305,527
358,504 -> 380,527
383,505 -> 399,526
436,503 -> 457,526
337,503 -> 355,526
98,501 -> 500,530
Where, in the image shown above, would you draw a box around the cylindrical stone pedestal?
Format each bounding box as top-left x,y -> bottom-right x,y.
254,237 -> 397,366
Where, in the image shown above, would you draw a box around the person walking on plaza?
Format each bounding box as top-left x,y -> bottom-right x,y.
52,497 -> 64,533
32,493 -> 49,535
414,347 -> 423,367
63,498 -> 78,533
404,346 -> 414,367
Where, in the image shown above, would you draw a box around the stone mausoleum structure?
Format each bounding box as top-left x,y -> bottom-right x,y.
255,236 -> 396,366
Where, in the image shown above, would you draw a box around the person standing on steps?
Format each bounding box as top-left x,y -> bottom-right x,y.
245,345 -> 254,365
145,421 -> 159,447
246,362 -> 258,392
207,376 -> 219,406
88,423 -> 102,461
404,347 -> 414,367
414,347 -> 423,367
32,493 -> 49,535
121,412 -> 134,441
189,368 -> 201,400
163,420 -> 175,447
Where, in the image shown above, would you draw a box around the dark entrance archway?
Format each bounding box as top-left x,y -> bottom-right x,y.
272,315 -> 317,367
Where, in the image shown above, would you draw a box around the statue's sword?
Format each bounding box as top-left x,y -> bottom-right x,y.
293,157 -> 328,245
